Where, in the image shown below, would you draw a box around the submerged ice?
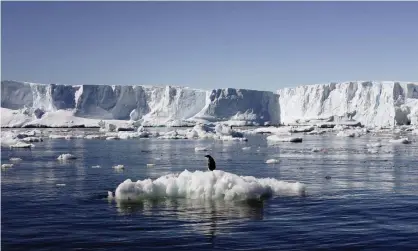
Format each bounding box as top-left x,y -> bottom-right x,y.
111,169 -> 306,202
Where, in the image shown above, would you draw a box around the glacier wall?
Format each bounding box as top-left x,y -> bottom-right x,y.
277,81 -> 418,127
1,81 -> 280,127
1,80 -> 417,127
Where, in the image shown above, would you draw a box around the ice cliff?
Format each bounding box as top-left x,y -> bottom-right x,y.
1,80 -> 417,128
1,81 -> 280,127
278,81 -> 418,127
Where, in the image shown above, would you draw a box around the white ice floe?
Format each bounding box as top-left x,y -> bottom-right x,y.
9,157 -> 23,162
267,135 -> 303,143
113,164 -> 125,170
49,135 -> 67,139
245,126 -> 292,135
265,159 -> 280,164
366,142 -> 382,148
289,126 -> 314,133
1,163 -> 14,169
105,137 -> 120,140
21,137 -> 43,142
307,129 -> 327,135
389,138 -> 411,144
84,135 -> 104,140
195,146 -> 211,152
111,169 -> 306,202
186,124 -> 248,141
158,130 -> 188,140
10,142 -> 34,148
57,153 -> 77,160
242,147 -> 251,151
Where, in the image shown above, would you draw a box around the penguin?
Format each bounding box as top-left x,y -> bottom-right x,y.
204,155 -> 216,171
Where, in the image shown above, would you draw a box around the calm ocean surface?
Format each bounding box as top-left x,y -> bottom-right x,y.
2,129 -> 418,250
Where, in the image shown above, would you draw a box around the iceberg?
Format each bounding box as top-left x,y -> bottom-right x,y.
278,81 -> 418,127
1,80 -> 417,128
1,81 -> 280,128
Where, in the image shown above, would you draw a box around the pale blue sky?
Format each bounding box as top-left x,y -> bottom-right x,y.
2,1 -> 417,91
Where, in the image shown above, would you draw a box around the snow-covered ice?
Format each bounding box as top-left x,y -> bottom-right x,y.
267,135 -> 303,143
113,164 -> 125,170
195,146 -> 211,152
389,138 -> 411,144
57,153 -> 77,160
10,142 -> 34,148
367,143 -> 382,148
21,137 -> 43,142
9,157 -> 23,162
2,80 -> 417,128
2,163 -> 14,169
111,169 -> 306,202
265,159 -> 280,164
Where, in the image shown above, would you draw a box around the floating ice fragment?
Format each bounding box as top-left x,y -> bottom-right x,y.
389,138 -> 411,144
195,146 -> 211,152
265,159 -> 280,164
113,164 -> 125,170
9,157 -> 23,162
112,170 -> 306,202
1,163 -> 14,169
267,135 -> 303,143
57,153 -> 77,160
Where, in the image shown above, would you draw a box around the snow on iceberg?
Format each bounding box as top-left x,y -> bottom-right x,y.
1,81 -> 280,127
110,169 -> 306,202
278,81 -> 418,127
3,80 -> 417,128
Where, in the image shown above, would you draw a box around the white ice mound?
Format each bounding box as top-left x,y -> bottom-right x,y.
10,142 -> 34,148
389,138 -> 411,144
267,135 -> 303,143
265,159 -> 280,164
2,163 -> 14,169
57,153 -> 77,160
113,170 -> 306,202
367,142 -> 382,148
113,164 -> 125,170
195,146 -> 211,152
10,157 -> 23,161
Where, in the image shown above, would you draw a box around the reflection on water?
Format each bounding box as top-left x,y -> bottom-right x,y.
114,198 -> 264,237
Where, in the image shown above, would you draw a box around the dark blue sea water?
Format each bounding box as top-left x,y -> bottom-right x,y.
2,130 -> 418,250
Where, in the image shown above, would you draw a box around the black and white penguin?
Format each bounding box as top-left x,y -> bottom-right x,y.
204,155 -> 216,171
